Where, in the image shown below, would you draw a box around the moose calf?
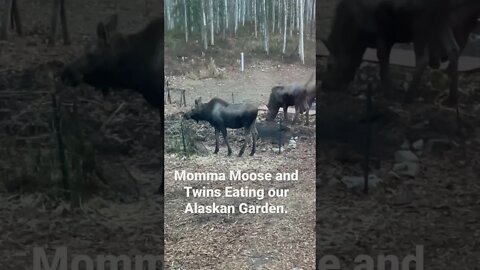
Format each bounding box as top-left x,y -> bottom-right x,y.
266,73 -> 316,125
184,98 -> 258,157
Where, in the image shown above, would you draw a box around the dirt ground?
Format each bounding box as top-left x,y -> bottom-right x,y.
164,32 -> 317,268
0,0 -> 164,269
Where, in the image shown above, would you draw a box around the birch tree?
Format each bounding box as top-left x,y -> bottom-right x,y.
242,0 -> 246,26
183,0 -> 188,42
289,0 -> 293,37
254,0 -> 257,38
282,0 -> 287,54
209,0 -> 214,45
234,0 -> 238,35
263,0 -> 268,54
201,0 -> 207,50
164,0 -> 313,62
223,0 -> 227,39
298,0 -> 304,64
271,0 -> 275,34
165,0 -> 171,29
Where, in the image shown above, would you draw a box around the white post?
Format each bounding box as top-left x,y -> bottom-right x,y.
241,52 -> 244,72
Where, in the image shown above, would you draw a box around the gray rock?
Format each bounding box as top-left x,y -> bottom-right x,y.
395,150 -> 419,163
272,147 -> 285,153
412,139 -> 424,151
392,162 -> 420,177
288,139 -> 297,149
341,175 -> 383,190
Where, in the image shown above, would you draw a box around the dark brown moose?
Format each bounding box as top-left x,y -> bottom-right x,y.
322,0 -> 480,105
61,15 -> 163,109
266,72 -> 315,125
61,15 -> 164,193
184,98 -> 258,157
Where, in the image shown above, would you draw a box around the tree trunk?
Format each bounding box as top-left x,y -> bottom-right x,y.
310,0 -> 315,38
49,0 -> 60,45
263,0 -> 268,54
59,0 -> 70,45
271,1 -> 275,34
166,0 -> 171,29
242,0 -> 246,26
234,0 -> 238,35
184,0 -> 188,42
1,0 -> 22,40
209,0 -> 214,45
201,0 -> 208,50
11,0 -> 22,35
299,0 -> 304,64
254,0 -> 257,38
282,0 -> 287,54
296,0 -> 299,30
289,0 -> 293,37
278,0 -> 282,33
223,0 -> 227,39
224,0 -> 228,29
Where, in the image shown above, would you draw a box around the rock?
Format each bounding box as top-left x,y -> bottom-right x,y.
412,139 -> 424,151
392,162 -> 420,177
288,138 -> 297,149
395,150 -> 419,163
272,147 -> 285,153
424,139 -> 452,155
341,175 -> 383,190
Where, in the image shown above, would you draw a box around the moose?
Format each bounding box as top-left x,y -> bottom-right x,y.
60,15 -> 164,193
61,15 -> 163,108
184,98 -> 258,157
321,0 -> 480,105
266,72 -> 315,125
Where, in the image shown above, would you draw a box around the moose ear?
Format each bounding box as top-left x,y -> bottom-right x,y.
96,22 -> 109,46
105,13 -> 118,33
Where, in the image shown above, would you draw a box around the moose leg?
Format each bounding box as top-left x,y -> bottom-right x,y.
239,127 -> 248,157
220,128 -> 232,156
293,107 -> 300,124
250,123 -> 257,156
305,98 -> 312,126
440,27 -> 460,106
377,39 -> 394,92
305,107 -> 309,126
214,129 -> 220,154
283,106 -> 289,122
447,60 -> 459,105
405,42 -> 429,103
